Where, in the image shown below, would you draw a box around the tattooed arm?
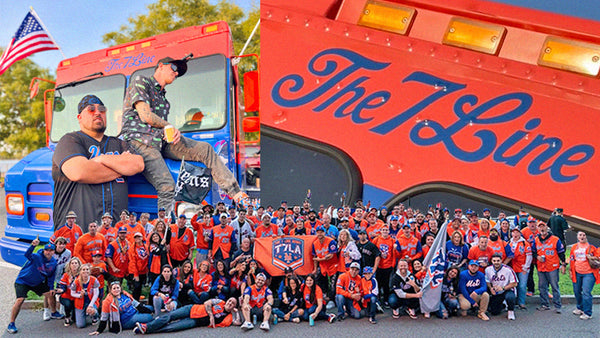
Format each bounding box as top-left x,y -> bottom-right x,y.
134,101 -> 181,143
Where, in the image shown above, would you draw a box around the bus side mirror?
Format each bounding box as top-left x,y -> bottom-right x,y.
242,116 -> 260,133
244,71 -> 259,112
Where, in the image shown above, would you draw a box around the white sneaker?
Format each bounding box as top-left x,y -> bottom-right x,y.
43,308 -> 51,321
241,321 -> 254,331
580,314 -> 592,320
573,309 -> 584,315
508,310 -> 515,320
326,301 -> 335,310
259,321 -> 270,331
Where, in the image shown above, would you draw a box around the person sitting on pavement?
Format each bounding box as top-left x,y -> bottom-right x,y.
273,277 -> 304,323
134,297 -> 240,334
458,260 -> 489,321
8,239 -> 59,334
241,273 -> 274,331
91,281 -> 153,334
388,259 -> 422,320
438,266 -> 460,319
150,264 -> 180,317
300,274 -> 336,323
485,253 -> 518,320
189,260 -> 213,305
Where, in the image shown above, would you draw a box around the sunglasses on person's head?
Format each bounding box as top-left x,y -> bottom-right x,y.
167,63 -> 178,73
86,105 -> 107,113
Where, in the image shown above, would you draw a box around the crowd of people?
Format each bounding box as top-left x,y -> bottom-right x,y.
9,200 -> 599,334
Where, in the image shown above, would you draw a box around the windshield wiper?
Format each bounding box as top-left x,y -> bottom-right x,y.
55,72 -> 104,90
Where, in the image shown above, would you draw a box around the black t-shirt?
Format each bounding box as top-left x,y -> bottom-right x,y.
356,240 -> 380,268
52,131 -> 131,232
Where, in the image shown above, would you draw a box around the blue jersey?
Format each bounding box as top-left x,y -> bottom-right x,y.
445,240 -> 469,266
458,270 -> 487,305
15,245 -> 57,288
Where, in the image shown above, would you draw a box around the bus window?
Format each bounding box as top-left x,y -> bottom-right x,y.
129,54 -> 227,133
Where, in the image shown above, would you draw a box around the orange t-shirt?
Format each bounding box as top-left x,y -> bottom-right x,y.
468,245 -> 495,272
302,284 -> 323,309
74,233 -> 107,264
572,243 -> 594,275
169,225 -> 195,261
373,235 -> 395,269
190,215 -> 213,250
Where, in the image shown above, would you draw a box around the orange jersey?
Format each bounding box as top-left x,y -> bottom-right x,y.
336,272 -> 363,311
210,225 -> 236,259
468,245 -> 495,272
510,240 -> 532,273
190,214 -> 213,250
189,300 -> 232,327
487,239 -> 508,260
106,239 -> 130,278
244,284 -> 273,308
99,226 -> 117,243
521,227 -> 538,245
373,235 -> 396,269
72,276 -> 100,310
193,271 -> 213,293
304,220 -> 323,231
255,224 -> 280,238
312,237 -> 338,276
50,223 -> 83,253
534,235 -> 564,272
128,242 -> 149,277
118,223 -> 146,245
169,225 -> 195,261
395,235 -> 422,261
349,218 -> 367,231
74,233 -> 107,264
366,221 -> 384,240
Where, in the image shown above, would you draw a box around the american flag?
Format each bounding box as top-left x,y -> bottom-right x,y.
0,11 -> 59,76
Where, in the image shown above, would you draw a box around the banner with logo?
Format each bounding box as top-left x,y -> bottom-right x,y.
419,221 -> 448,313
174,160 -> 212,205
254,235 -> 317,276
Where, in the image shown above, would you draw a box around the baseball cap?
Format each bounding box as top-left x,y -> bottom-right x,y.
284,267 -> 294,274
220,213 -> 229,219
402,224 -> 411,228
118,226 -> 128,233
134,232 -> 143,238
537,221 -> 548,227
483,208 -> 490,212
92,250 -> 102,257
77,94 -> 104,114
363,266 -> 373,274
228,205 -> 236,210
390,215 -> 399,221
358,229 -> 367,235
527,216 -> 536,223
158,207 -> 166,212
66,210 -> 77,218
349,262 -> 360,269
556,208 -> 563,213
178,214 -> 186,219
340,217 -> 349,222
367,211 -> 377,217
315,225 -> 325,232
469,260 -> 480,266
101,212 -> 112,219
44,243 -> 56,251
454,208 -> 462,213
511,227 -> 522,233
121,210 -> 130,216
156,56 -> 188,77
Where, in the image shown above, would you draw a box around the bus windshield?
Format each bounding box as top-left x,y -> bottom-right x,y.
130,54 -> 228,133
50,75 -> 126,142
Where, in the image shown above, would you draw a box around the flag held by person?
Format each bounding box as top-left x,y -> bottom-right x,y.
174,159 -> 212,205
0,10 -> 59,76
419,220 -> 448,313
254,235 -> 317,276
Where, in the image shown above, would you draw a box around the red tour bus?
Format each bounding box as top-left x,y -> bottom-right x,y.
260,0 -> 600,235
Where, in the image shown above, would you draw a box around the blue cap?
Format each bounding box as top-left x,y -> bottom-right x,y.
179,214 -> 187,219
118,226 -> 128,233
315,225 -> 325,232
44,243 -> 56,251
402,224 -> 411,228
363,266 -> 373,274
469,260 -> 480,266
483,208 -> 490,212
158,207 -> 166,212
390,216 -> 399,221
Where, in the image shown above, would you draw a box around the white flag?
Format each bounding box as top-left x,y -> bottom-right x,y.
419,220 -> 448,313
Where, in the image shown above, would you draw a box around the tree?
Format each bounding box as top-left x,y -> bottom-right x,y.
0,47 -> 54,158
102,0 -> 259,74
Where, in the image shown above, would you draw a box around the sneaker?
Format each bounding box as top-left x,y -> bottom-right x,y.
6,322 -> 17,334
517,304 -> 527,310
51,311 -> 64,319
478,312 -> 490,321
369,316 -> 377,324
292,317 -> 300,323
133,322 -> 146,334
328,313 -> 336,323
376,302 -> 384,313
43,308 -> 51,321
383,301 -> 390,309
337,315 -> 346,321
508,310 -> 515,320
526,292 -> 533,297
573,309 -> 584,315
64,318 -> 72,327
241,321 -> 254,331
548,293 -> 553,299
580,314 -> 592,320
555,308 -> 562,314
406,308 -> 417,319
392,309 -> 400,319
92,317 -> 99,325
537,305 -> 550,311
259,321 -> 270,331
326,300 -> 335,310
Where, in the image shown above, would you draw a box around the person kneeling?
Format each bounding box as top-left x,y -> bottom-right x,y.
485,253 -> 518,320
388,259 -> 422,319
134,298 -> 239,334
241,273 -> 273,331
335,262 -> 363,320
458,260 -> 490,321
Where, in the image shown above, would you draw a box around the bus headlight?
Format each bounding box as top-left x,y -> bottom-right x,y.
6,194 -> 24,215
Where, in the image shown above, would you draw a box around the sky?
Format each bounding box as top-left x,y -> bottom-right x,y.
0,0 -> 598,74
0,0 -> 258,73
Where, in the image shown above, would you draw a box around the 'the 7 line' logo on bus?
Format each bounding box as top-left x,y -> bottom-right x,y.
271,48 -> 595,183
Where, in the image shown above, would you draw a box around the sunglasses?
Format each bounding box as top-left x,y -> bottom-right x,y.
168,63 -> 178,73
86,105 -> 107,113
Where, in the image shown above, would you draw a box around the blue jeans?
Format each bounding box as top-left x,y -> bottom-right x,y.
302,305 -> 328,321
122,312 -> 154,330
437,296 -> 459,318
388,293 -> 419,311
538,269 -> 561,309
335,294 -> 361,319
516,271 -> 529,306
153,296 -> 178,317
74,304 -> 97,328
187,290 -> 210,305
146,305 -> 207,333
573,272 -> 595,316
273,308 -> 301,321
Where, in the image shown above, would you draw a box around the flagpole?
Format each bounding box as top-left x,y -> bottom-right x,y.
29,6 -> 66,59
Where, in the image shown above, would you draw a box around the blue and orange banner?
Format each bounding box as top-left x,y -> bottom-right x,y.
254,235 -> 317,276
